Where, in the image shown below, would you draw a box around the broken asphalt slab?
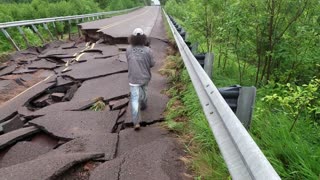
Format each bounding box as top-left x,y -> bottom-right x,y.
0,126 -> 40,150
0,65 -> 17,77
0,114 -> 24,133
0,152 -> 104,180
18,99 -> 94,117
117,125 -> 169,156
28,59 -> 60,70
52,133 -> 118,161
90,138 -> 186,180
0,76 -> 56,123
63,56 -> 127,80
0,140 -> 53,168
72,73 -> 129,102
29,111 -> 119,139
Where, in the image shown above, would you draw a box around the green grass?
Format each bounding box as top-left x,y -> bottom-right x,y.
164,52 -> 320,179
162,21 -> 319,178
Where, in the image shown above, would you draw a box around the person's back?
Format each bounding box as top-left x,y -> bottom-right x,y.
126,45 -> 154,85
126,28 -> 155,130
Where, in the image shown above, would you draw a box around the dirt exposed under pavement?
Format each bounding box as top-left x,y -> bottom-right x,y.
0,70 -> 47,106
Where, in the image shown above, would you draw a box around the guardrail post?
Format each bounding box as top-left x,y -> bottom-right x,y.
204,53 -> 214,79
68,20 -> 72,40
17,26 -> 31,48
236,87 -> 256,129
52,22 -> 59,40
1,28 -> 20,51
31,24 -> 45,43
43,23 -> 54,41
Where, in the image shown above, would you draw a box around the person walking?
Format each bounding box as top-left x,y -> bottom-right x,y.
126,28 -> 155,130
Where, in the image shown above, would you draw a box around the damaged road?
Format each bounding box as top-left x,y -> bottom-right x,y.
0,6 -> 190,180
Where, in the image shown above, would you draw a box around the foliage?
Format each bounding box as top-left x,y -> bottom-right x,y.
262,78 -> 320,131
163,0 -> 320,179
90,100 -> 106,111
165,0 -> 320,86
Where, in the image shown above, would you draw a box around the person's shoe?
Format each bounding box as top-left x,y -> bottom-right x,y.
134,124 -> 140,131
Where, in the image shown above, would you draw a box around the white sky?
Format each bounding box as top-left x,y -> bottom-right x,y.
152,0 -> 160,5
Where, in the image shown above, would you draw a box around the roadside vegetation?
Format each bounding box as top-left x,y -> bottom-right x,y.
161,0 -> 320,179
0,0 -> 150,53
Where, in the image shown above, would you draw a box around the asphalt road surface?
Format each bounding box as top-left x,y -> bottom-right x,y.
0,6 -> 191,180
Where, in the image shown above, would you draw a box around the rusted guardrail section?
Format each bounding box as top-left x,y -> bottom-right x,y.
0,7 -> 140,51
163,9 -> 281,180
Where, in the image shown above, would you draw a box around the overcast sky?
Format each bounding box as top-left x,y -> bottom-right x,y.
152,0 -> 160,5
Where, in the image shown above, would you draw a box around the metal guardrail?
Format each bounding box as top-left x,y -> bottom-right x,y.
0,7 -> 140,51
163,9 -> 281,180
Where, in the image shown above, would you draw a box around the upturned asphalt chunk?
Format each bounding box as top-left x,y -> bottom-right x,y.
72,73 -> 129,102
0,152 -> 104,180
0,126 -> 40,150
63,56 -> 127,80
0,141 -> 53,168
52,133 -> 118,161
30,111 -> 119,139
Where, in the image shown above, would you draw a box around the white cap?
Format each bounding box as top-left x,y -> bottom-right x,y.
132,28 -> 144,36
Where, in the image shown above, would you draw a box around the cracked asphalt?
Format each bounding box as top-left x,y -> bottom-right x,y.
0,6 -> 190,180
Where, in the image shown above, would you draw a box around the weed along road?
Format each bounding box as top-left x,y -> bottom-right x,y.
0,6 -> 189,180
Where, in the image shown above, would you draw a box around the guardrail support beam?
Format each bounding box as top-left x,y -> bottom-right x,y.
1,28 -> 20,51
17,26 -> 31,48
68,20 -> 72,40
43,23 -> 54,41
52,22 -> 59,40
31,24 -> 45,44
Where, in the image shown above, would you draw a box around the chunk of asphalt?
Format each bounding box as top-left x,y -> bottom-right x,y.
0,115 -> 24,133
51,93 -> 65,102
0,65 -> 17,77
62,84 -> 78,101
18,99 -> 94,117
20,74 -> 33,82
117,125 -> 169,156
29,111 -> 119,139
88,44 -> 119,57
0,64 -> 8,71
109,98 -> 129,110
0,141 -> 53,168
90,138 -> 181,180
0,152 -> 104,180
0,78 -> 56,123
56,76 -> 74,86
63,56 -> 127,80
0,80 -> 13,90
28,59 -> 59,70
52,133 -> 118,161
12,68 -> 37,74
72,73 -> 129,102
0,126 -> 40,150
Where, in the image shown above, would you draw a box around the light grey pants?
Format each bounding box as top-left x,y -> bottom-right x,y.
130,84 -> 148,125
